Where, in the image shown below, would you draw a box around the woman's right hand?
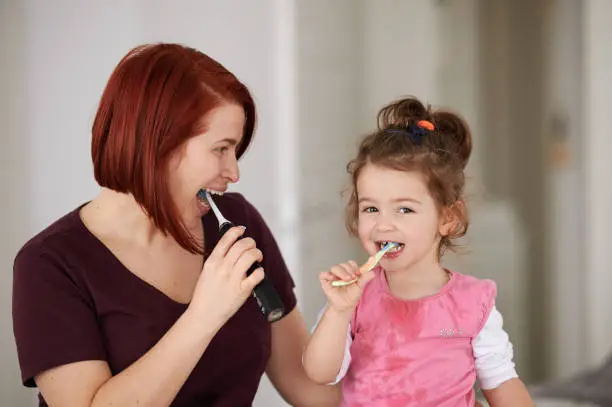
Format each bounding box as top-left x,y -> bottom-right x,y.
319,260 -> 375,313
188,226 -> 265,327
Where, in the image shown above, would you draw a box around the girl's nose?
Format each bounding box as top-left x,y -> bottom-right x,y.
374,214 -> 395,232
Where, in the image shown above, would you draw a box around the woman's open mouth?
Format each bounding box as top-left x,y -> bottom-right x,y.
196,189 -> 224,211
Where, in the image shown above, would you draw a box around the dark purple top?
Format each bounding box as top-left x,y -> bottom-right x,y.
12,193 -> 297,407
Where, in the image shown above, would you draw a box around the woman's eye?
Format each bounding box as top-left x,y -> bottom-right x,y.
361,207 -> 377,213
399,207 -> 415,214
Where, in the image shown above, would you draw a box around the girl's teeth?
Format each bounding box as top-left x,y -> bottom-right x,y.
377,242 -> 403,251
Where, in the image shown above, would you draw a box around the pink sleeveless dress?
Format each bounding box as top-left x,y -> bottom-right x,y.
341,268 -> 496,407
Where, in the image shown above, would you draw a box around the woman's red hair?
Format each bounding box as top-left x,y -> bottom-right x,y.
91,43 -> 256,254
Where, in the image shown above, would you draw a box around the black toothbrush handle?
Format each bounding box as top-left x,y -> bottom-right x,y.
219,222 -> 285,322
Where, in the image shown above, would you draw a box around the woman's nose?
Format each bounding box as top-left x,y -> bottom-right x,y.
223,156 -> 240,183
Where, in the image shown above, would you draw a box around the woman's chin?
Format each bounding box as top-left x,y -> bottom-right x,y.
199,205 -> 211,217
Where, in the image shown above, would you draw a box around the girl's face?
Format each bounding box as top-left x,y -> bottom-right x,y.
167,103 -> 245,227
356,163 -> 452,273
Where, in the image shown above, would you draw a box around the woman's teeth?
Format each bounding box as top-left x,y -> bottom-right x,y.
196,189 -> 224,205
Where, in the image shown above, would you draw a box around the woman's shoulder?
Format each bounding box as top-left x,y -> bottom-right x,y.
13,205 -> 101,292
15,205 -> 87,263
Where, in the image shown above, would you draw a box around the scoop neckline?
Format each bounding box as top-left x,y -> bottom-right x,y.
377,267 -> 457,303
72,202 -> 207,308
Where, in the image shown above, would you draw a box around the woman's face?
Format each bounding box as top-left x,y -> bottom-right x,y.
168,103 -> 245,226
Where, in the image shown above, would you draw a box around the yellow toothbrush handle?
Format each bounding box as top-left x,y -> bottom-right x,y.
330,243 -> 398,287
331,278 -> 359,287
330,256 -> 376,287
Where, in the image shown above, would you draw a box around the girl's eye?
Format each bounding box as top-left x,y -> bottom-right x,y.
361,207 -> 378,213
216,146 -> 229,154
399,207 -> 415,214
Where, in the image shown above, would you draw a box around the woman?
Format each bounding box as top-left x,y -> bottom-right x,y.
12,43 -> 340,407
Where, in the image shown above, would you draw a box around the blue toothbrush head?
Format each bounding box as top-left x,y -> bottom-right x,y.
197,189 -> 208,203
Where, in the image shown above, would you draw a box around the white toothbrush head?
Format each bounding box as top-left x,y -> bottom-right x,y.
198,189 -> 230,225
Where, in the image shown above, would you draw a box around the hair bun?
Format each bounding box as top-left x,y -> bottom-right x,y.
432,111 -> 472,168
377,96 -> 429,129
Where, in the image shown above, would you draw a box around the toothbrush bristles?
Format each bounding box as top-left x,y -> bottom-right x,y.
197,189 -> 208,202
197,188 -> 225,203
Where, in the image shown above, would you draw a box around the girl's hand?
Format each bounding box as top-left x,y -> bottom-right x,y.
188,226 -> 265,327
319,260 -> 376,312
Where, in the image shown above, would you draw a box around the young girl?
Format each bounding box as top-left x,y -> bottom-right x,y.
302,97 -> 534,406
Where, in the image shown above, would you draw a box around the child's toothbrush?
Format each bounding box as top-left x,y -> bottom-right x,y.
331,242 -> 399,287
198,189 -> 285,322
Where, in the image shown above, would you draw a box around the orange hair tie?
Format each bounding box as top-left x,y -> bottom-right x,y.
417,120 -> 434,131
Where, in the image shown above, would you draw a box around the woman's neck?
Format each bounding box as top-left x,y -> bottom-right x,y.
81,188 -> 171,248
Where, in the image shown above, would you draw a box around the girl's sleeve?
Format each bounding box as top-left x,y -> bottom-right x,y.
472,305 -> 519,389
